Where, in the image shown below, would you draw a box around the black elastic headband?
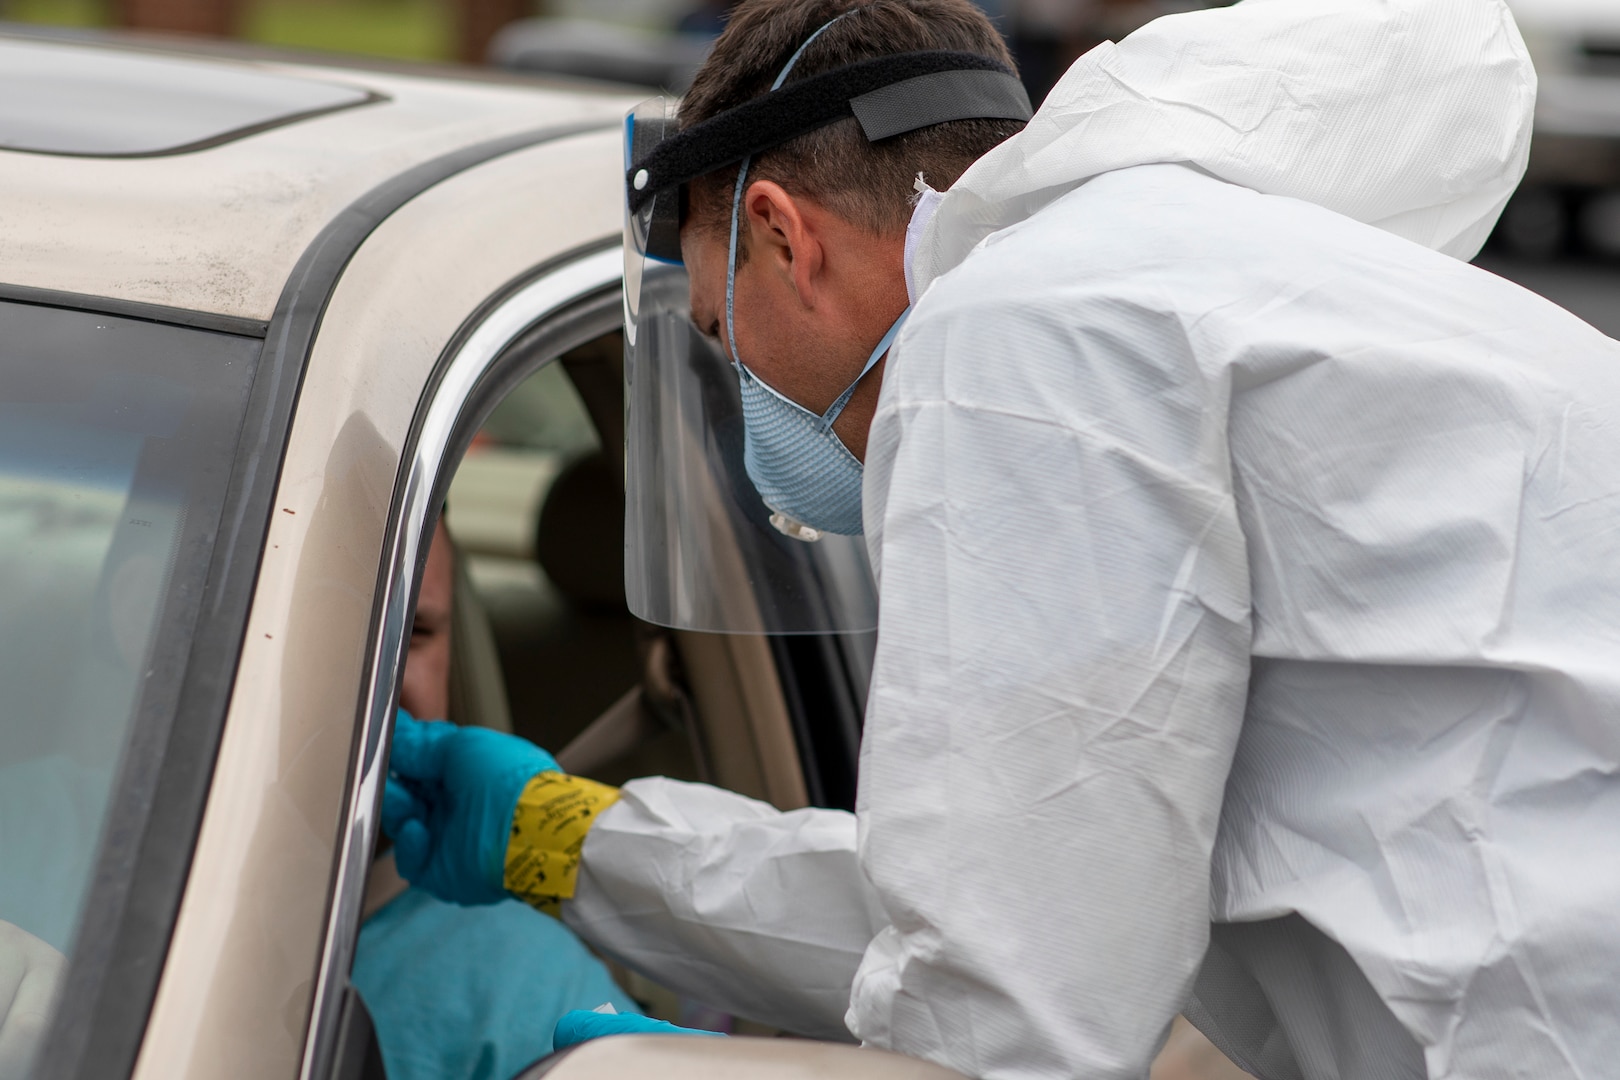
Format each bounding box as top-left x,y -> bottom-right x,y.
627,50 -> 1031,214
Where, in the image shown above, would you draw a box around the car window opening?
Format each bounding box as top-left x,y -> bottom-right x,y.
438,333 -> 701,786
370,312 -> 871,1048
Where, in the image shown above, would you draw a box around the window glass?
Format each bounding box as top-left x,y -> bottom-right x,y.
445,338 -> 641,753
0,39 -> 373,157
449,358 -> 600,561
479,357 -> 602,455
0,300 -> 258,1064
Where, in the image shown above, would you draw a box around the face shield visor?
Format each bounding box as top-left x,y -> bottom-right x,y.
622,43 -> 1032,634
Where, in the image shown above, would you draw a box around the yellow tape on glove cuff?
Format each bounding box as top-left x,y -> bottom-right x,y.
503,771 -> 620,916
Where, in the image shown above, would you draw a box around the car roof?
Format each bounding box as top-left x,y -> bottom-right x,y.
0,33 -> 631,322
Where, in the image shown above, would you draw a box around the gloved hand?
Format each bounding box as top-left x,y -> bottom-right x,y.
382,710 -> 560,905
552,1009 -> 725,1051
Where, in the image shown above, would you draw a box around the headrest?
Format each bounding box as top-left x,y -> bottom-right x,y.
535,452 -> 625,612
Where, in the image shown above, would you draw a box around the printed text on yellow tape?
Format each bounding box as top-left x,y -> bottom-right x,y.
504,772 -> 621,916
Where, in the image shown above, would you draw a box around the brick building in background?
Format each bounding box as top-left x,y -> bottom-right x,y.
115,0 -> 239,38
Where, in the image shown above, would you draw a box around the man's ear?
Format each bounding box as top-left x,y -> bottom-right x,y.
743,179 -> 825,306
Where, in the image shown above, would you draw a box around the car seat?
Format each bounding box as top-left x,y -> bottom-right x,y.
447,545 -> 513,735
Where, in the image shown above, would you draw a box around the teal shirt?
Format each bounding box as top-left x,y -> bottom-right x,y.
353,888 -> 638,1080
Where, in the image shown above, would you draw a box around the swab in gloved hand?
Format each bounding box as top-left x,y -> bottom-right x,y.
382,710 -> 620,912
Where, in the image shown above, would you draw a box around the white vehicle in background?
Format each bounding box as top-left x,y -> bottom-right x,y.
1499,0 -> 1620,256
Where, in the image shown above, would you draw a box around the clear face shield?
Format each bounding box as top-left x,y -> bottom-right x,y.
623,98 -> 881,635
619,45 -> 1032,634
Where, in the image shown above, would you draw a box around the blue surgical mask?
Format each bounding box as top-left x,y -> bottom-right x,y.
717,9 -> 911,539
734,309 -> 910,536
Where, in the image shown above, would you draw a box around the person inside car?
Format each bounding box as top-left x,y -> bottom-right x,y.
352,519 -> 636,1080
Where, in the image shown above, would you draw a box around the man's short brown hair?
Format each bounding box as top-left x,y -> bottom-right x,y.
680,0 -> 1024,240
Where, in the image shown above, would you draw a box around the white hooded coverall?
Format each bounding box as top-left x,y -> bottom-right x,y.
565,1 -> 1620,1077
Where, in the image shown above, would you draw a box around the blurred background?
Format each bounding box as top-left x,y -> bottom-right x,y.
1475,0 -> 1620,338
1,0 -> 1615,332
0,0 -> 1220,83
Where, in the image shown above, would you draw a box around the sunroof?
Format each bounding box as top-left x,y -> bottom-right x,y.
0,39 -> 378,157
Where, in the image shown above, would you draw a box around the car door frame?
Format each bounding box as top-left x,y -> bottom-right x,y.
301,243 -> 623,1080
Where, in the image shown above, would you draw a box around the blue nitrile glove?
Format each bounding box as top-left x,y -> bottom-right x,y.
552,1009 -> 725,1050
382,710 -> 560,905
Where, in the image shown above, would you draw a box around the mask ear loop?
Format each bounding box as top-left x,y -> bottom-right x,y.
819,305 -> 910,431
723,158 -> 749,367
725,8 -> 861,368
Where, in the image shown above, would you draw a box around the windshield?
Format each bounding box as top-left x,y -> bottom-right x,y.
0,300 -> 258,1070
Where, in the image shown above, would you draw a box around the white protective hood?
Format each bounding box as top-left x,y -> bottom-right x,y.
911,0 -> 1536,296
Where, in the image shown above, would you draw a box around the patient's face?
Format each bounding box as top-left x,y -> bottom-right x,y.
400,520 -> 453,721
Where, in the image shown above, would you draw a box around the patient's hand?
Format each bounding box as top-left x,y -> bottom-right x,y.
0,920 -> 65,1080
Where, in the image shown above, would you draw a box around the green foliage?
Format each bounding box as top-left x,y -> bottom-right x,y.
5,0 -> 454,61
242,0 -> 452,61
6,0 -> 107,27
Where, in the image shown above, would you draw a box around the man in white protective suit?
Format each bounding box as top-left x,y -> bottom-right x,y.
382,0 -> 1620,1076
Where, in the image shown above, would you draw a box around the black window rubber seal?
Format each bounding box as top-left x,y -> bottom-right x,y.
769,631 -> 869,812
0,282 -> 271,337
29,116 -> 614,1080
2,91 -> 389,161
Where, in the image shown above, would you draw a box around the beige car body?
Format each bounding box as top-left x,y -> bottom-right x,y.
1,33 -> 944,1080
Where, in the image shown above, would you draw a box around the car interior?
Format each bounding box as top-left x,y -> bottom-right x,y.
440,325 -> 824,810
359,293 -> 874,1047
